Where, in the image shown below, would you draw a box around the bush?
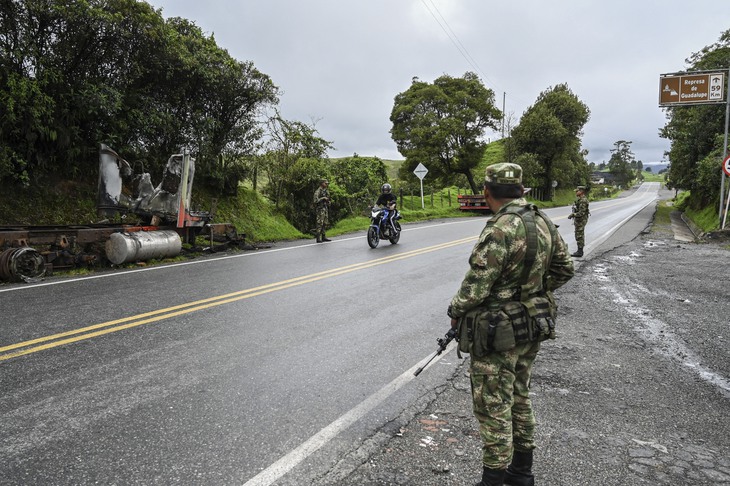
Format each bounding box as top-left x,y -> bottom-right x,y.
693,154 -> 722,207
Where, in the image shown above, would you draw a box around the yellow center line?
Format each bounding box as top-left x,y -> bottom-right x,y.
0,237 -> 476,362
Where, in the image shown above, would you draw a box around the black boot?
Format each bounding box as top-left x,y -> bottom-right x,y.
504,450 -> 534,486
316,235 -> 322,243
321,234 -> 331,242
571,247 -> 583,257
475,466 -> 506,486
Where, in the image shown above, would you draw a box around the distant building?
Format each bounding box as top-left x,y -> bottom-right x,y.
591,172 -> 618,185
590,173 -> 604,184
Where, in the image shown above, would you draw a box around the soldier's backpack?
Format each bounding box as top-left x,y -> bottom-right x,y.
456,204 -> 558,358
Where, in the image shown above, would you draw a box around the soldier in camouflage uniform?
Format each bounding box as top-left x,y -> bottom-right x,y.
447,163 -> 575,486
313,179 -> 331,243
568,185 -> 590,257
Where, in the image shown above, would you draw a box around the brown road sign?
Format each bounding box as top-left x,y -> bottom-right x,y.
659,72 -> 725,106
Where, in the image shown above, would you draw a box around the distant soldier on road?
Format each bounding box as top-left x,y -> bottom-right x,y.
447,163 -> 574,486
313,179 -> 331,243
568,185 -> 590,257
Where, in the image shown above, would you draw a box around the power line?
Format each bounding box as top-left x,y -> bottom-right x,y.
421,0 -> 502,92
420,1 -> 539,120
420,0 -> 517,137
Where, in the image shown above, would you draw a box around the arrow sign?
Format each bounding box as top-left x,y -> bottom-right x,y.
413,163 -> 428,180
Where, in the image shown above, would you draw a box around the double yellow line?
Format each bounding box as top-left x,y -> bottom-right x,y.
0,237 -> 476,362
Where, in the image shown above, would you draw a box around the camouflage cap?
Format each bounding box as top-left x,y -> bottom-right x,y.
320,178 -> 329,184
576,185 -> 586,191
484,163 -> 522,185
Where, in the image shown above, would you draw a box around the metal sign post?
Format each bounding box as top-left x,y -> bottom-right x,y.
413,163 -> 428,209
723,155 -> 730,229
721,67 -> 730,226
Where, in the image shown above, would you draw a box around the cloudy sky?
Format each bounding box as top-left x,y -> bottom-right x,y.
148,0 -> 728,166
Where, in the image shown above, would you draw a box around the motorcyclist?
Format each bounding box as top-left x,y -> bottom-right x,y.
375,183 -> 398,230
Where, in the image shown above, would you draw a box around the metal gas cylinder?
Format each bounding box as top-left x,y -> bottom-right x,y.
105,230 -> 182,265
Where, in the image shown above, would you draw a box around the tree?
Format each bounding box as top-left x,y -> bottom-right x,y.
608,140 -> 636,187
390,72 -> 502,194
0,0 -> 278,189
511,84 -> 590,200
261,112 -> 333,206
276,156 -> 332,234
164,19 -> 278,193
330,155 -> 388,214
660,28 -> 730,208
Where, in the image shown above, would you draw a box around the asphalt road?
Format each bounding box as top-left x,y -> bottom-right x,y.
0,183 -> 665,485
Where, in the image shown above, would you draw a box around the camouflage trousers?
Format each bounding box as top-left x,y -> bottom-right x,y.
574,219 -> 587,248
470,340 -> 540,469
315,207 -> 329,237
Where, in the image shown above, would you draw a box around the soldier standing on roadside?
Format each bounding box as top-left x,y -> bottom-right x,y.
447,163 -> 574,486
568,185 -> 590,257
313,179 -> 331,243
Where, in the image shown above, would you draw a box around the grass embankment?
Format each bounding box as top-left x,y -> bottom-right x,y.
208,189 -> 306,242
670,191 -> 723,233
684,204 -> 721,232
650,199 -> 676,237
0,182 -> 98,226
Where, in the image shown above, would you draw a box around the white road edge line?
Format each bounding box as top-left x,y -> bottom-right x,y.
583,192 -> 658,256
241,342 -> 456,486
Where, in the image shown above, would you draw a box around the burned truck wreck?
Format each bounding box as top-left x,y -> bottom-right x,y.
0,145 -> 246,283
97,144 -> 207,233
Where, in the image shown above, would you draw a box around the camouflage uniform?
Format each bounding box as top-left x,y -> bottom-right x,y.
569,186 -> 590,255
448,163 -> 574,474
313,180 -> 330,242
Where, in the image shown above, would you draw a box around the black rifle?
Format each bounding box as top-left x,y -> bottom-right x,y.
413,327 -> 458,376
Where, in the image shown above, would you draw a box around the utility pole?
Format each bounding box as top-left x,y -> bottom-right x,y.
719,66 -> 730,223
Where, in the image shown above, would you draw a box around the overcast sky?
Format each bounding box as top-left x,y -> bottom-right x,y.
148,0 -> 728,166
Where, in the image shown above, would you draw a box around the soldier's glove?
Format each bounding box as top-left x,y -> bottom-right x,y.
445,327 -> 458,342
568,214 -> 574,219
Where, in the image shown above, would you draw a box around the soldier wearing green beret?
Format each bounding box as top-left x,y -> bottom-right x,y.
568,185 -> 590,257
447,163 -> 575,486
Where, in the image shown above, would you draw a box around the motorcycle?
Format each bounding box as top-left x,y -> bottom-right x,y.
367,204 -> 402,248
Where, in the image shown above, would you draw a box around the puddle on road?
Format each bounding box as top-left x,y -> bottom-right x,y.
593,263 -> 610,281
611,251 -> 643,265
643,240 -> 667,249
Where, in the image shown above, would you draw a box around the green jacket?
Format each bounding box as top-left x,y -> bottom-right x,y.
449,198 -> 574,317
313,187 -> 330,208
571,195 -> 590,221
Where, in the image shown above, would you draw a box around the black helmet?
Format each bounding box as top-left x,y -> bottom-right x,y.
381,183 -> 392,194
